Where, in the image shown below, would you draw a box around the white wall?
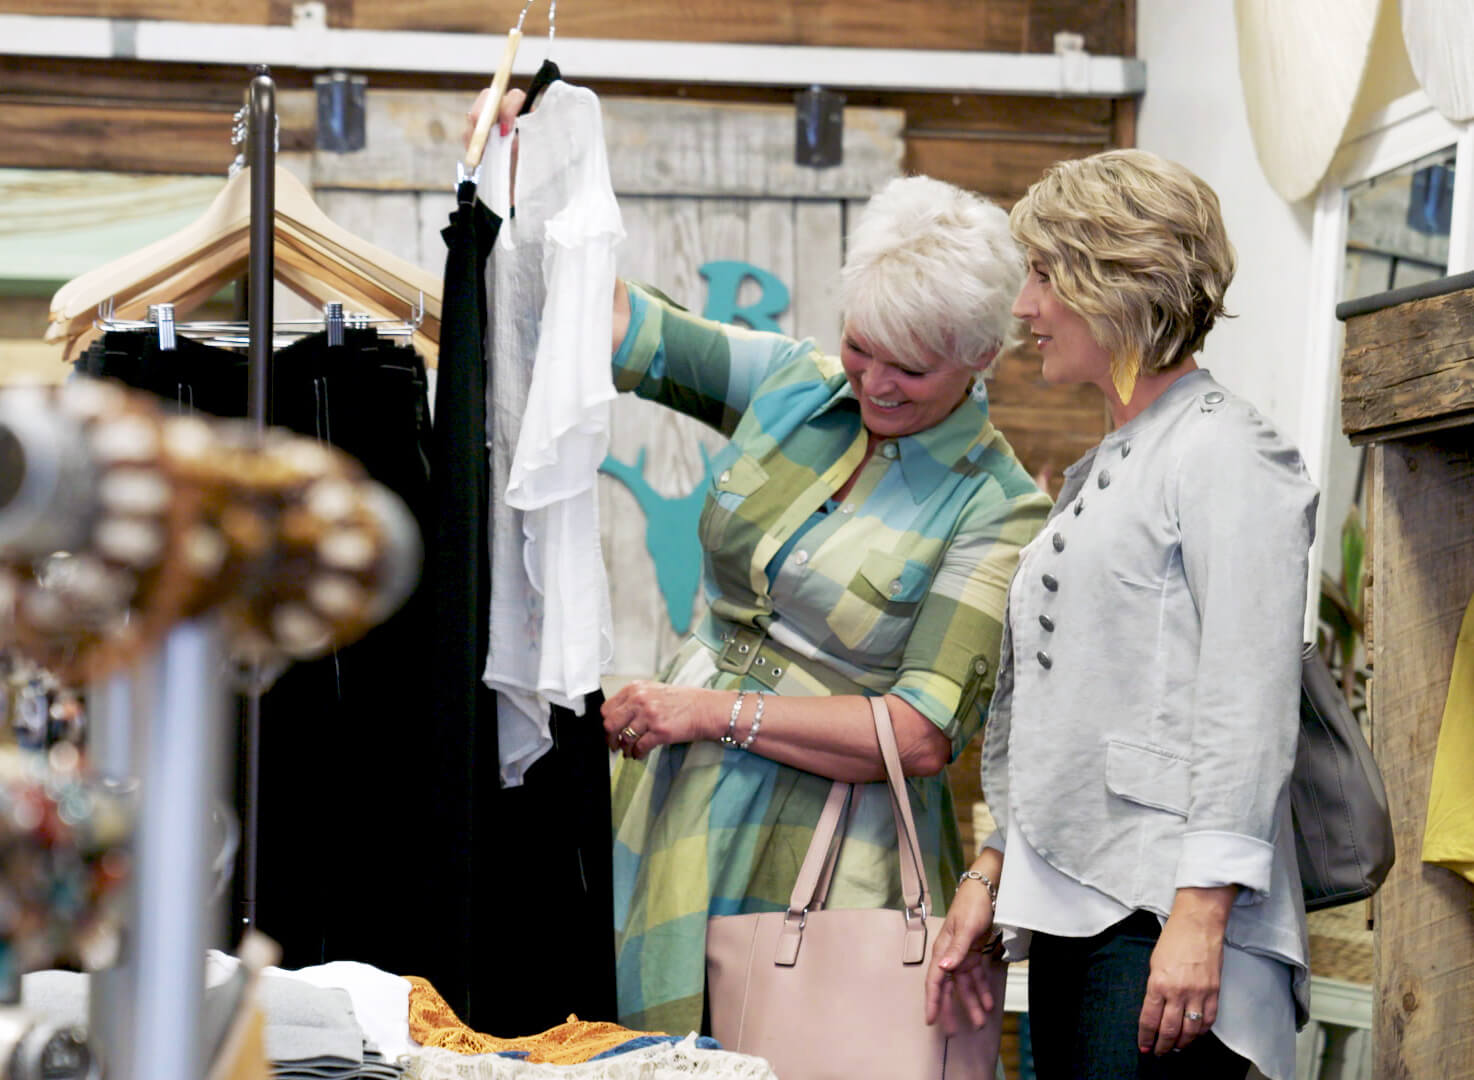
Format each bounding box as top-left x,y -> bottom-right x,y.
1135,1 -> 1317,441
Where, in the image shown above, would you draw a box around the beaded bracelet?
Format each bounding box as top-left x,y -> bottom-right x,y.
738,691 -> 766,750
719,691 -> 749,747
958,869 -> 999,907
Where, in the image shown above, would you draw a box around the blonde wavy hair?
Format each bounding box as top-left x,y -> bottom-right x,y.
842,176 -> 1024,376
1009,150 -> 1235,393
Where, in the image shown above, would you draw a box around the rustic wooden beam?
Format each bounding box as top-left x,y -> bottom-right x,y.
905,134 -> 1101,203
0,0 -> 1129,54
0,0 -> 273,21
0,100 -> 236,174
0,14 -> 1146,95
1342,283 -> 1474,441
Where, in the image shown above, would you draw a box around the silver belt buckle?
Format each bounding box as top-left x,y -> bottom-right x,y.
717,625 -> 764,675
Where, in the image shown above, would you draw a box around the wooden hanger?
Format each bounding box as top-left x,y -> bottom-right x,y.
48,166 -> 441,353
462,0 -> 560,177
463,28 -> 525,177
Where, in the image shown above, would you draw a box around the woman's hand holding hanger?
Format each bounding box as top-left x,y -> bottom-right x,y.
463,86 -> 527,204
463,86 -> 527,148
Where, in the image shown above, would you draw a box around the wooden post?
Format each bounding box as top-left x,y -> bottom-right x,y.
1370,434 -> 1474,1076
1341,281 -> 1474,1077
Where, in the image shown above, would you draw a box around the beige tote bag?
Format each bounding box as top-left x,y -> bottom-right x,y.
706,696 -> 1005,1079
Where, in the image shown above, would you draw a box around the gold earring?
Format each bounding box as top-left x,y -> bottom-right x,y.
1110,353 -> 1140,406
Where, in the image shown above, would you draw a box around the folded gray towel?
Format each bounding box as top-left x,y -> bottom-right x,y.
255,976 -> 363,1065
20,969 -> 387,1072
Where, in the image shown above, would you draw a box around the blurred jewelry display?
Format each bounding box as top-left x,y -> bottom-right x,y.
0,741 -> 132,999
0,380 -> 421,687
0,655 -> 86,753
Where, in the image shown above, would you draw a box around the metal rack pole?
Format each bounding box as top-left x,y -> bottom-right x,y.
126,620 -> 228,1080
85,670 -> 144,1080
240,67 -> 275,935
247,69 -> 274,427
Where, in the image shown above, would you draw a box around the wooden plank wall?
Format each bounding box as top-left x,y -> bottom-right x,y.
1369,434 -> 1474,1078
0,0 -> 1127,53
0,0 -> 1136,191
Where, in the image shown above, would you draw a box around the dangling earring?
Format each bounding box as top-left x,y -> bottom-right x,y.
1110,353 -> 1140,406
969,376 -> 989,403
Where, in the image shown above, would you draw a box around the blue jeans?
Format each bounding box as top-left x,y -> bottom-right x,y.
1027,911 -> 1251,1080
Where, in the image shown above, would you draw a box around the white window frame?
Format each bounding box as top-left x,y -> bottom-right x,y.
1296,90 -> 1474,639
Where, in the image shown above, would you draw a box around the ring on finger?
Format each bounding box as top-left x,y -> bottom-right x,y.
620,725 -> 639,742
1185,1010 -> 1203,1022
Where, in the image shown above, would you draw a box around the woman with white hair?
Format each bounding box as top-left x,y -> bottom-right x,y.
593,167 -> 1052,1034
924,149 -> 1316,1080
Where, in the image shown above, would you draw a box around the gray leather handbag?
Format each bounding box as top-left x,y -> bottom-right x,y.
1293,643 -> 1396,911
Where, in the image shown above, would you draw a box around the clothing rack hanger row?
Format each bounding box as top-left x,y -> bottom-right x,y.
92,296 -> 425,351
461,0 -> 557,182
59,232 -> 438,357
47,192 -> 442,349
52,224 -> 441,361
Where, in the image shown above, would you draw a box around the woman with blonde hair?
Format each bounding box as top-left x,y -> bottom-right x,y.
925,149 -> 1317,1080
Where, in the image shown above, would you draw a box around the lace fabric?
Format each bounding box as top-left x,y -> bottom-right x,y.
404,1037 -> 778,1080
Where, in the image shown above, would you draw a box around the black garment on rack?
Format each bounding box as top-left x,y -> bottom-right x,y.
253,328 -> 438,978
78,332 -> 248,414
422,181 -> 501,1019
78,328 -> 462,984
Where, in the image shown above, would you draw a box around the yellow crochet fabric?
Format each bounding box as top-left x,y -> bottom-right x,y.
405,976 -> 665,1064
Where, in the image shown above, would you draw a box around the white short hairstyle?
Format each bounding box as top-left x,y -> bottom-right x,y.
841,176 -> 1025,375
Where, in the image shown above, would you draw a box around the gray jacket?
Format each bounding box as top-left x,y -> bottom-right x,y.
981,369 -> 1319,1008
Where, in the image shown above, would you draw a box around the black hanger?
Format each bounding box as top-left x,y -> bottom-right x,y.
521,59 -> 562,115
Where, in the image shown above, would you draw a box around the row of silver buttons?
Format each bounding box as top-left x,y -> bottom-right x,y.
1031,388 -> 1224,671
1035,437 -> 1133,671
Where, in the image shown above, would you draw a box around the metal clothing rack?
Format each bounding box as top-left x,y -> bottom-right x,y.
240,65 -> 274,940
82,67 -> 276,1080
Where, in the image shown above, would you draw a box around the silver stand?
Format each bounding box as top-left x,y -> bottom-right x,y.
119,621 -> 227,1080
85,669 -> 147,1080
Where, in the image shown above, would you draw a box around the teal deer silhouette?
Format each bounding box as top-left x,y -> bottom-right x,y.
599,446 -> 715,636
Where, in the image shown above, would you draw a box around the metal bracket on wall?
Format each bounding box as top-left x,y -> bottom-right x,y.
291,1 -> 327,32
315,71 -> 368,153
795,86 -> 844,169
1053,31 -> 1090,95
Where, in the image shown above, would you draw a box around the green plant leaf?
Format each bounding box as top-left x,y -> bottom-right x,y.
1341,507 -> 1366,619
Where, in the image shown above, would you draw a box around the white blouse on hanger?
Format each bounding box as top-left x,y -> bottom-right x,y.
482,79 -> 624,785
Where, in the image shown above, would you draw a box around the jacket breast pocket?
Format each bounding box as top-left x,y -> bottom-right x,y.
698,453 -> 768,551
827,550 -> 932,659
1105,739 -> 1191,817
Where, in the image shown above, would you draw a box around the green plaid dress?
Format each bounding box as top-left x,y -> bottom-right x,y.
610,282 -> 1051,1034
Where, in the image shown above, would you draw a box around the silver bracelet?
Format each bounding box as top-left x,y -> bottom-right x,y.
719,691 -> 748,746
738,691 -> 766,750
959,869 -> 999,907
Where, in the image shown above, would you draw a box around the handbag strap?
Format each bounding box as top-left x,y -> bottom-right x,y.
786,781 -> 850,914
868,695 -> 932,921
776,696 -> 931,966
810,782 -> 852,911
